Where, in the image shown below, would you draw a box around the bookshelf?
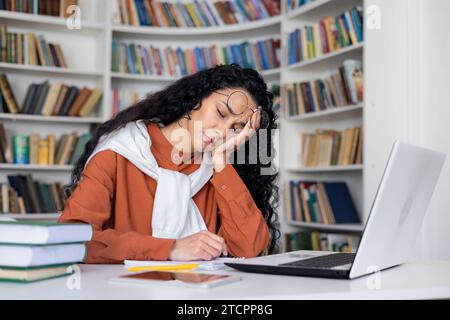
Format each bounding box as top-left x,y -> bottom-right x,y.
0,0 -> 281,220
279,0 -> 365,251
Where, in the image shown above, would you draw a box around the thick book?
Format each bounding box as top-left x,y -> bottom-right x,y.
0,243 -> 87,268
0,220 -> 93,245
322,182 -> 360,223
0,263 -> 74,283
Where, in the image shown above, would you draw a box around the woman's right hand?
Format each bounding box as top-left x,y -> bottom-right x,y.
168,230 -> 228,261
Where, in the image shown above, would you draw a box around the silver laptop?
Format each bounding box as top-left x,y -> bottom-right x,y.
225,141 -> 446,279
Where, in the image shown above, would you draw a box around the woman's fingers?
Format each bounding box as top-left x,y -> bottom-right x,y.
201,230 -> 228,256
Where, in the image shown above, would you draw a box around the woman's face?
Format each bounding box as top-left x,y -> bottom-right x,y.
186,87 -> 259,152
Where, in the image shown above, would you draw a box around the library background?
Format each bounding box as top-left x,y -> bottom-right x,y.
0,0 -> 449,260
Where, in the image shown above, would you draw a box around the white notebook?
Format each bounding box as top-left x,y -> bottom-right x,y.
124,257 -> 245,271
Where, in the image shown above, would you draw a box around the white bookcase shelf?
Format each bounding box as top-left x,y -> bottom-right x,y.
286,0 -> 334,19
0,10 -> 105,31
286,42 -> 363,70
0,62 -> 104,77
111,15 -> 282,36
0,1 -> 281,218
279,0 -> 365,248
0,164 -> 74,171
286,164 -> 363,173
0,113 -> 104,124
286,103 -> 363,121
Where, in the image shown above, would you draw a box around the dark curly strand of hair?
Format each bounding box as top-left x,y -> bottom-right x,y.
62,63 -> 281,254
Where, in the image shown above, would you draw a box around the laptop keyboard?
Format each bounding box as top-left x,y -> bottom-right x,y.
280,253 -> 356,269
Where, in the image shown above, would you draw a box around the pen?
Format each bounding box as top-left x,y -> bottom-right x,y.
127,264 -> 200,272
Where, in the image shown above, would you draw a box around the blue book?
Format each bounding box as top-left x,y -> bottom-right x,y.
126,44 -> 137,74
351,8 -> 363,42
251,0 -> 266,19
136,0 -> 149,26
176,48 -> 187,76
243,42 -> 255,69
192,0 -> 209,27
233,0 -> 250,22
230,44 -> 244,67
194,47 -> 204,71
204,1 -> 220,26
256,41 -> 268,69
322,182 -> 360,223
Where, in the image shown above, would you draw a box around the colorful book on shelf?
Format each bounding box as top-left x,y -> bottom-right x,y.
111,37 -> 280,77
112,0 -> 280,27
0,78 -> 103,117
5,130 -> 92,166
0,0 -> 79,17
299,127 -> 362,167
3,175 -> 66,214
0,25 -> 67,67
283,59 -> 363,117
284,180 -> 360,225
287,6 -> 363,64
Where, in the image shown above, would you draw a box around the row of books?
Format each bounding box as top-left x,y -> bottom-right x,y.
0,221 -> 91,283
0,0 -> 78,17
112,0 -> 281,27
0,124 -> 92,165
112,38 -> 281,77
299,127 -> 363,168
0,175 -> 66,213
284,230 -> 360,253
284,180 -> 360,225
287,6 -> 363,64
283,60 -> 363,117
112,83 -> 280,118
0,26 -> 67,67
0,75 -> 102,117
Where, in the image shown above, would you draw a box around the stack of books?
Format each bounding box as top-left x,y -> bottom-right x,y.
0,0 -> 79,18
0,74 -> 103,117
0,220 -> 92,283
283,59 -> 363,116
283,180 -> 360,224
0,26 -> 67,67
299,127 -> 363,167
112,0 -> 281,27
284,230 -> 360,252
6,129 -> 92,165
1,175 -> 66,214
111,37 -> 281,77
287,6 -> 363,64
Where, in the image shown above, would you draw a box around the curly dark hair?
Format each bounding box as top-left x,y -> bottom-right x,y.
63,63 -> 280,254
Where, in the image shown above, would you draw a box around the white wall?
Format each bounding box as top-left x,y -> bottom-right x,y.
365,0 -> 450,260
408,0 -> 450,260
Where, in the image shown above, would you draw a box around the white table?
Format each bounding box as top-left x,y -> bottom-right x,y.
1,260 -> 450,300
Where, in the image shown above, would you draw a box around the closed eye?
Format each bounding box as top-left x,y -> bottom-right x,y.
216,107 -> 225,118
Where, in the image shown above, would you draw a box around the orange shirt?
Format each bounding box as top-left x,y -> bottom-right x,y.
59,122 -> 270,263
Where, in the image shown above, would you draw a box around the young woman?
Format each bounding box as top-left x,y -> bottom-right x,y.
59,63 -> 280,264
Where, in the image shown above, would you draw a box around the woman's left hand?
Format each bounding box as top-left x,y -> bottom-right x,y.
211,107 -> 261,172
